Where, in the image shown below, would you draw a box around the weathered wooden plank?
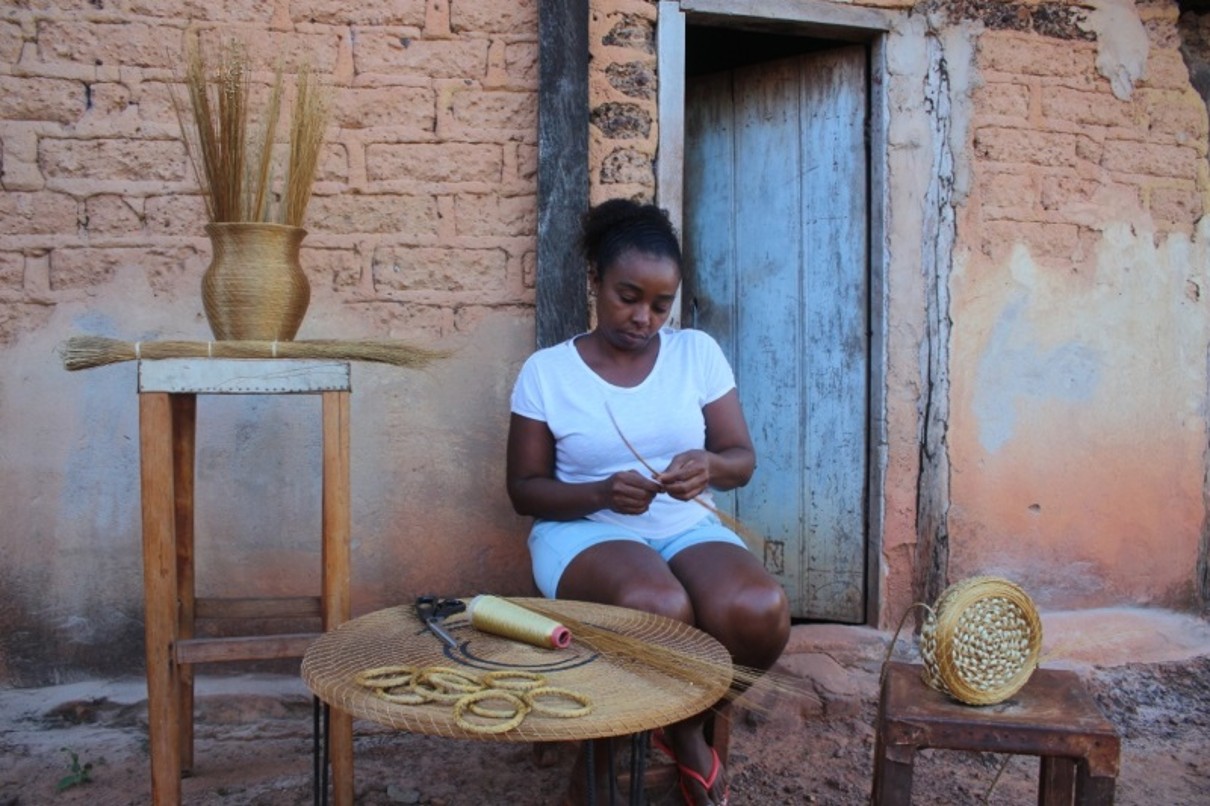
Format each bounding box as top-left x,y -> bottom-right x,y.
174,633 -> 319,665
195,596 -> 323,620
537,0 -> 590,348
732,57 -> 807,611
682,0 -> 893,34
800,46 -> 869,621
139,359 -> 350,394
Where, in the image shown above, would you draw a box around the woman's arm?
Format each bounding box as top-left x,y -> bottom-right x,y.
506,413 -> 663,519
657,388 -> 756,501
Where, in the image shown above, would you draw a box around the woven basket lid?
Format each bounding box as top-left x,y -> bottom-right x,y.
301,598 -> 732,741
919,576 -> 1043,706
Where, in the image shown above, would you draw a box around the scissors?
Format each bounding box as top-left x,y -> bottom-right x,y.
415,595 -> 466,650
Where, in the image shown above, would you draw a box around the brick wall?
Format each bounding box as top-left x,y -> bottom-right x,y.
0,0 -> 540,347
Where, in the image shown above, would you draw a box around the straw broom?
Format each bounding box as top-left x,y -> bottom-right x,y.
60,335 -> 450,372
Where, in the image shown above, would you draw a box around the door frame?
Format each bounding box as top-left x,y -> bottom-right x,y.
657,0 -> 894,625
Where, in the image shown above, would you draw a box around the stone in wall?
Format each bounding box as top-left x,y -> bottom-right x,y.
606,61 -> 655,99
921,0 -> 1095,40
602,13 -> 654,53
590,101 -> 651,140
600,147 -> 651,185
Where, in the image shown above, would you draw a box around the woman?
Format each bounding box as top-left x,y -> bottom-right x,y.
506,199 -> 790,806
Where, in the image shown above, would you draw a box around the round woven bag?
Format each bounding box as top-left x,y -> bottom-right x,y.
918,576 -> 1042,705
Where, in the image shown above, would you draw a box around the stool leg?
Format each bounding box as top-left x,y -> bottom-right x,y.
871,738 -> 914,806
629,733 -> 647,806
1075,760 -> 1115,806
1039,756 -> 1076,806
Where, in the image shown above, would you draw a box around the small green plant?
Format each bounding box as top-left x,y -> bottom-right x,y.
56,747 -> 93,792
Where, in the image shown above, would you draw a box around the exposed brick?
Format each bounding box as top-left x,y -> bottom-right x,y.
331,86 -> 435,131
980,169 -> 1037,209
1101,139 -> 1201,177
84,195 -> 143,236
1039,173 -> 1104,211
454,193 -> 535,237
516,143 -> 537,182
0,21 -> 26,65
146,245 -> 205,295
301,246 -> 362,290
1039,86 -> 1135,128
290,0 -> 425,26
306,193 -> 439,236
978,31 -> 1095,78
1139,90 -> 1210,146
451,0 -> 537,34
38,21 -> 183,69
366,143 -> 502,183
445,87 -> 536,133
190,29 -> 341,74
347,299 -> 456,340
0,76 -> 85,125
1141,48 -> 1197,91
354,32 -> 488,78
505,41 -> 538,86
316,143 -> 350,184
0,192 -> 79,236
371,246 -> 507,293
39,137 -> 187,182
49,247 -> 120,290
144,194 -> 209,236
974,127 -> 1078,167
127,0 -> 268,22
521,248 -> 535,289
132,80 -> 179,125
983,220 -> 1082,259
87,81 -> 135,119
1149,184 -> 1205,226
0,252 -> 23,293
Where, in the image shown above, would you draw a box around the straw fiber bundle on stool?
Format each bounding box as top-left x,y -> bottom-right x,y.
919,576 -> 1042,706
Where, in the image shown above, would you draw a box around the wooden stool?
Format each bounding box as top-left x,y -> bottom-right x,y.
872,661 -> 1120,805
138,359 -> 354,805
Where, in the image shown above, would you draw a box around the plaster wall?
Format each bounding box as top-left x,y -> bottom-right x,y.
948,0 -> 1210,609
0,0 -> 540,685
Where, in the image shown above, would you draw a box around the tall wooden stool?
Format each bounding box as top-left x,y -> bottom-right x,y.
138,359 -> 354,805
872,661 -> 1120,805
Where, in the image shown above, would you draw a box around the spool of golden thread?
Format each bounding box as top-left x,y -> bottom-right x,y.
467,595 -> 573,649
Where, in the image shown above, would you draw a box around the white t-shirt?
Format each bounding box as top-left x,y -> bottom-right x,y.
510,327 -> 736,538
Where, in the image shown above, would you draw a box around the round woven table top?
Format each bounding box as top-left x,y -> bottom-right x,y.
301,598 -> 733,742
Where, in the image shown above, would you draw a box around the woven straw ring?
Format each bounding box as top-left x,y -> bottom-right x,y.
523,686 -> 593,718
354,665 -> 416,690
454,690 -> 529,734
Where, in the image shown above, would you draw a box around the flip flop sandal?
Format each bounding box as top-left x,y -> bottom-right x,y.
650,729 -> 730,806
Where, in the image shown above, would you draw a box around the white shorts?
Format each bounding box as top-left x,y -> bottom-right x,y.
527,513 -> 746,598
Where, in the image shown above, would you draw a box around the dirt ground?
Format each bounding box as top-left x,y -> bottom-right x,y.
1,613 -> 1208,805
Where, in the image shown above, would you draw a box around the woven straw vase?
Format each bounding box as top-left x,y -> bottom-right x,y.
202,222 -> 311,341
919,576 -> 1043,706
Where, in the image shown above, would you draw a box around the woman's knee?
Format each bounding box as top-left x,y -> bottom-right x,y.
613,581 -> 694,624
709,580 -> 791,667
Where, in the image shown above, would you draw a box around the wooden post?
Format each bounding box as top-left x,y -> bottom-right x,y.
140,392 -> 182,805
171,394 -> 197,776
322,390 -> 354,806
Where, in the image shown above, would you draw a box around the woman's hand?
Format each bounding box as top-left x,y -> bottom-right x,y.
605,470 -> 664,515
656,450 -> 711,501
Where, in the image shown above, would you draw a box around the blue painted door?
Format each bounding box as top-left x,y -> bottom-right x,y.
683,46 -> 869,622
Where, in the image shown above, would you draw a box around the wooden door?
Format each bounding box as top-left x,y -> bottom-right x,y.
683,46 -> 869,622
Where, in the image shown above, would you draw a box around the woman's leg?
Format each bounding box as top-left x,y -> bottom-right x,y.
556,541 -> 696,805
662,542 -> 791,805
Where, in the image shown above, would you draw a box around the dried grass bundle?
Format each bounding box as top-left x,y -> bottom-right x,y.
174,35 -> 328,226
60,335 -> 450,372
